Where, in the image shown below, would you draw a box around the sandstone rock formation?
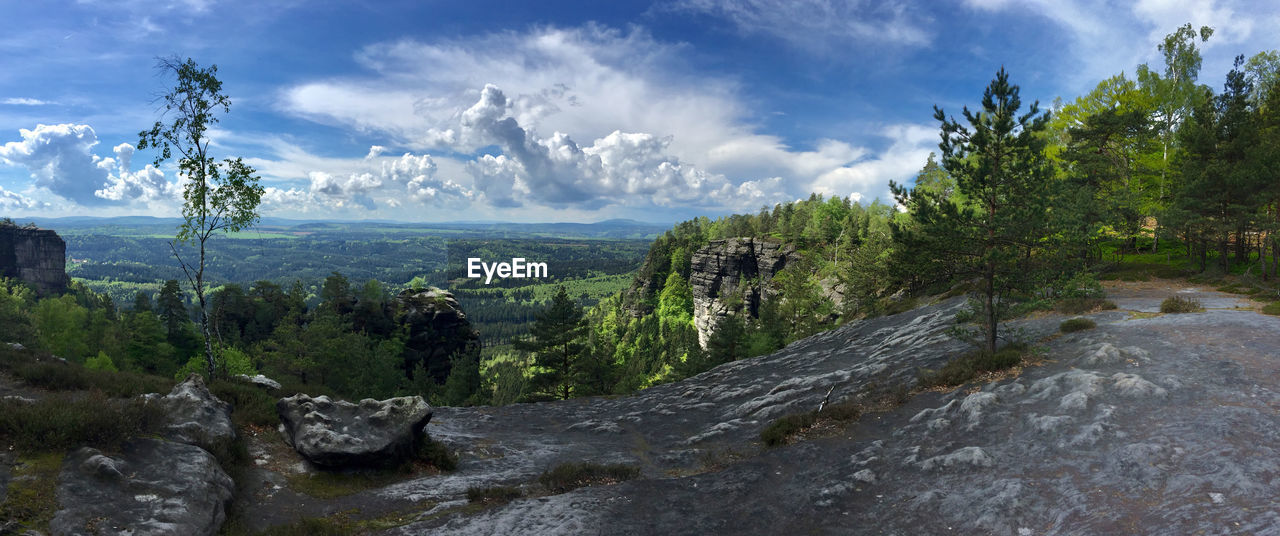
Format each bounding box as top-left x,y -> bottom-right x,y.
0,227 -> 68,296
143,373 -> 236,454
235,373 -> 282,390
689,237 -> 794,347
277,394 -> 433,468
395,287 -> 479,383
50,438 -> 234,536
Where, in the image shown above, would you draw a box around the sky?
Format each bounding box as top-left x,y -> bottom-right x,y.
0,0 -> 1276,224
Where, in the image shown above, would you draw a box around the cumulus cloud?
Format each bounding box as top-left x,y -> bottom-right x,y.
451,84 -> 783,209
808,123 -> 935,200
278,25 -> 934,213
0,123 -> 173,206
258,149 -> 473,213
0,185 -> 46,210
93,143 -> 174,203
663,0 -> 932,50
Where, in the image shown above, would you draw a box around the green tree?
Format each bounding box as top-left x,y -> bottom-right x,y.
138,57 -> 264,379
515,286 -> 588,400
1137,23 -> 1213,250
156,279 -> 189,337
892,68 -> 1057,354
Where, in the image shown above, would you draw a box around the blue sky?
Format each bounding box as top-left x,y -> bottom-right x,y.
0,0 -> 1276,223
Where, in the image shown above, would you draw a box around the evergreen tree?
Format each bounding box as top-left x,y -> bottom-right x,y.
891,68 -> 1057,354
156,279 -> 189,338
514,286 -> 588,400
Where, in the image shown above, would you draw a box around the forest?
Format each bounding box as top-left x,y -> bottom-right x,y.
3,24 -> 1278,409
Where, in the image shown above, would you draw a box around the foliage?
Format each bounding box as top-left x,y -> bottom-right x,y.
514,286 -> 590,400
85,350 -> 119,372
537,462 -> 640,493
1160,295 -> 1203,313
1059,318 -> 1098,333
0,452 -> 61,531
892,68 -> 1058,354
418,436 -> 458,472
137,56 -> 264,379
760,411 -> 818,447
0,392 -> 165,452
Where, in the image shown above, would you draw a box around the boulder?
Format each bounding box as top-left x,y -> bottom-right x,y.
143,373 -> 235,454
277,394 -> 433,467
50,438 -> 234,536
689,237 -> 794,348
234,373 -> 282,390
0,226 -> 68,296
7,342 -> 24,351
395,287 -> 480,383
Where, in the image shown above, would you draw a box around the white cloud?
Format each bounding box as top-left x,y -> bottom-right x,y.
93,143 -> 174,203
808,123 -> 935,200
256,146 -> 473,213
2,98 -> 53,106
0,185 -> 46,210
278,27 -> 885,211
450,84 -> 783,210
961,0 -> 1275,92
663,0 -> 932,50
0,123 -> 173,206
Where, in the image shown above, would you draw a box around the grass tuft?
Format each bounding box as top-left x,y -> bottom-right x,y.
918,343 -> 1027,389
1059,318 -> 1097,333
760,412 -> 818,447
1160,295 -> 1203,313
1262,302 -> 1280,316
1055,297 -> 1117,315
538,462 -> 640,494
466,485 -> 523,505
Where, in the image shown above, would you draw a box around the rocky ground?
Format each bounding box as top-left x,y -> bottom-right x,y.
330,281 -> 1278,535
9,280 -> 1280,535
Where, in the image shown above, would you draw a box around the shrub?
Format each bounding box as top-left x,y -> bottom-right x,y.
418,436 -> 458,472
0,392 -> 165,452
466,485 -> 524,505
84,351 -> 118,372
760,412 -> 817,447
6,359 -> 171,398
1160,295 -> 1203,313
210,379 -> 280,427
918,344 -> 1026,389
538,462 -> 640,493
1059,318 -> 1097,333
1055,297 -> 1117,314
1262,302 -> 1280,316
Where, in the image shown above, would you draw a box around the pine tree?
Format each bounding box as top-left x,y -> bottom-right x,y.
515,286 -> 588,400
891,68 -> 1057,354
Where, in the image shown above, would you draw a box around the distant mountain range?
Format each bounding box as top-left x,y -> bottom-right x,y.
22,216 -> 669,240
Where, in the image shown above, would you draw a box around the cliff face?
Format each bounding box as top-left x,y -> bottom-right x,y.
395,287 -> 480,383
0,227 -> 68,295
689,237 -> 794,348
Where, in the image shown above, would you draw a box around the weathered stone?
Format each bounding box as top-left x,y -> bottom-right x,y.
689,237 -> 794,347
395,287 -> 479,383
235,373 -> 282,390
277,394 -> 433,467
0,227 -> 68,296
143,373 -> 236,454
50,438 -> 233,536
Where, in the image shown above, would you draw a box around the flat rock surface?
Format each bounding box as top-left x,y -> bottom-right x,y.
371,282 -> 1280,535
50,438 -> 234,536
